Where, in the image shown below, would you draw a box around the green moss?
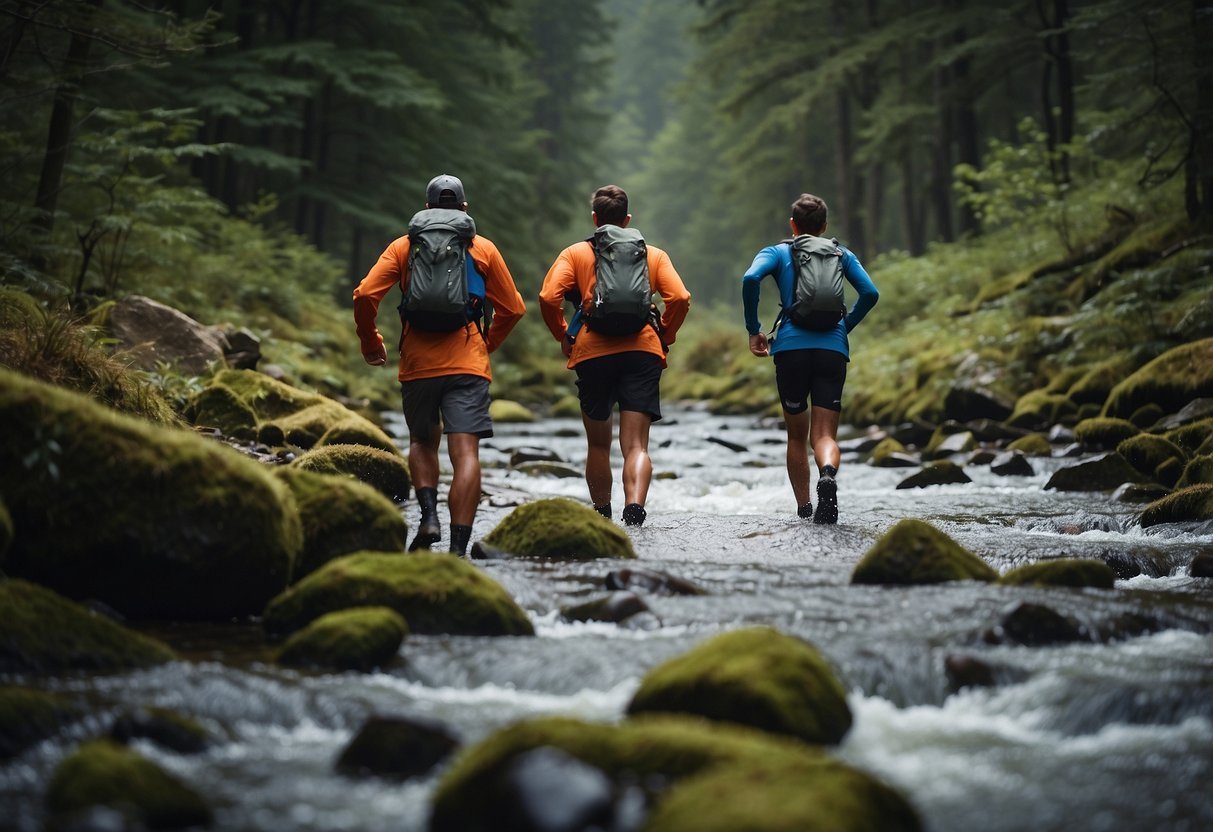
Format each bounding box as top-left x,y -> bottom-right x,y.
1067,356 -> 1134,406
488,399 -> 535,423
999,559 -> 1116,589
1074,417 -> 1140,449
1117,434 -> 1186,478
1163,418 -> 1213,455
0,499 -> 11,559
274,467 -> 407,579
292,444 -> 412,503
852,519 -> 997,585
482,497 -> 636,560
276,606 -> 407,671
1129,403 -> 1164,429
1006,390 -> 1077,429
262,551 -> 534,638
1103,338 -> 1213,419
1007,433 -> 1052,456
1139,484 -> 1213,527
45,739 -> 211,829
184,383 -> 257,438
0,368 -> 301,619
209,367 -> 316,418
317,418 -> 399,454
869,436 -> 908,463
626,627 -> 852,746
0,580 -> 174,674
1176,454 -> 1213,488
0,686 -> 83,759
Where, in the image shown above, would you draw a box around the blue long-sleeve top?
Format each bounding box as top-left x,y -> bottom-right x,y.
742,241 -> 879,359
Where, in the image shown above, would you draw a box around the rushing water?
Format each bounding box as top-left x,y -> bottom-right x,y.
3,407 -> 1212,831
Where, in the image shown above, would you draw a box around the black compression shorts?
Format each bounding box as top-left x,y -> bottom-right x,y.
574,351 -> 664,422
773,349 -> 847,414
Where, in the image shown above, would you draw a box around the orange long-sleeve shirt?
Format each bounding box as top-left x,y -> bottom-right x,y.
353,234 -> 525,382
538,239 -> 690,368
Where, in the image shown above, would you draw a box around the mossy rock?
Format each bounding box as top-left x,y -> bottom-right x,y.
1044,453 -> 1149,492
0,580 -> 175,673
1156,456 -> 1185,488
481,497 -> 635,560
1198,433 -> 1213,457
0,368 -> 301,619
1176,454 -> 1213,488
274,467 -> 407,579
923,427 -> 975,460
895,460 -> 972,489
0,686 -> 84,759
184,383 -> 257,439
1067,356 -> 1134,406
999,559 -> 1116,589
336,715 -> 459,780
0,498 -> 11,559
489,399 -> 535,423
1007,433 -> 1052,456
1139,485 -> 1213,527
1006,390 -> 1077,430
868,436 -> 907,463
45,739 -> 212,830
1117,434 -> 1186,478
1164,417 -> 1213,456
626,627 -> 852,746
1073,417 -> 1139,449
851,519 -> 997,585
262,551 -> 534,638
292,444 -> 412,503
276,606 -> 407,671
549,394 -> 582,418
1103,338 -> 1213,419
108,706 -> 215,755
430,715 -> 920,832
1129,403 -> 1164,429
316,418 -> 399,454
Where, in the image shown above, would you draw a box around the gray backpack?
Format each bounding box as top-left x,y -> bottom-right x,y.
785,234 -> 846,332
583,225 -> 653,336
399,208 -> 482,332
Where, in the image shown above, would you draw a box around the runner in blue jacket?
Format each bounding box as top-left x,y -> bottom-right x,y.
742,192 -> 879,524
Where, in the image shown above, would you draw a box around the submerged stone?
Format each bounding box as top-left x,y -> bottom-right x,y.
999,559 -> 1116,589
851,519 -> 997,585
986,601 -> 1084,646
482,498 -> 635,560
604,567 -> 707,596
276,606 -> 407,672
560,592 -> 651,625
336,715 -> 460,780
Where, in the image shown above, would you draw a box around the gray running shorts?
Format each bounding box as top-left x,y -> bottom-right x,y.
400,375 -> 493,441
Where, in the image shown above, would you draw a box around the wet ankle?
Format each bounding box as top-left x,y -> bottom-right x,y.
819,465 -> 837,480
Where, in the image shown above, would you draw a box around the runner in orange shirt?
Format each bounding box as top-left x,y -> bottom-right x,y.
538,185 -> 690,526
354,174 -> 525,555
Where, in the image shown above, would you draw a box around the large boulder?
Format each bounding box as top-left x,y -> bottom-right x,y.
852,519 -> 997,585
1073,417 -> 1139,449
262,551 -> 534,638
998,559 -> 1116,589
1139,485 -> 1213,527
1176,453 -> 1213,488
1103,338 -> 1213,419
292,444 -> 412,503
336,715 -> 459,780
276,606 -> 407,672
273,467 -> 407,579
1117,434 -> 1187,479
105,294 -> 228,375
481,498 -> 636,560
0,580 -> 175,673
896,460 -> 972,489
626,627 -> 852,746
0,368 -> 301,619
1044,452 -> 1149,492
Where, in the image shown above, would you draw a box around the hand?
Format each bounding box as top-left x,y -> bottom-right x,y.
748,332 -> 770,357
364,346 -> 387,366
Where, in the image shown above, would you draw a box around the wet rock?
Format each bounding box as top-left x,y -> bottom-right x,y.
896,460 -> 972,489
1139,484 -> 1213,527
923,421 -> 970,460
1111,482 -> 1171,504
0,687 -> 83,760
292,444 -> 412,503
106,294 -> 228,375
108,708 -> 213,755
1095,612 -> 1168,642
999,559 -> 1116,589
990,450 -> 1034,476
509,447 -> 563,466
874,452 -> 921,468
1074,417 -> 1140,449
1047,424 -> 1076,444
707,435 -> 748,453
336,715 -> 459,780
1055,442 -> 1086,457
1099,548 -> 1168,580
627,627 -> 852,745
484,746 -> 617,832
514,461 -> 582,478
469,540 -> 512,560
1190,552 -> 1213,578
482,498 -> 636,560
839,431 -> 886,454
1025,510 -> 1122,535
1044,452 -> 1147,492
889,420 -> 935,448
965,418 -> 1028,443
560,592 -> 652,625
490,399 -> 536,423
851,518 -> 997,585
968,449 -> 998,466
944,381 -> 1014,423
1155,397 -> 1213,430
986,602 -> 1084,646
222,326 -> 261,370
605,567 -> 707,596
1008,433 -> 1052,456
942,655 -> 1027,692
276,606 -> 407,672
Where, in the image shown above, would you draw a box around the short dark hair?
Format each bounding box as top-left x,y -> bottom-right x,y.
591,185 -> 629,226
791,193 -> 828,235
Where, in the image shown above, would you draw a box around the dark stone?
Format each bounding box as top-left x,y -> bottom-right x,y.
1055,442 -> 1085,457
604,567 -> 707,596
223,327 -> 261,370
872,452 -> 921,468
987,602 -> 1084,646
510,447 -> 563,466
707,436 -> 748,453
1044,453 -> 1147,492
1047,425 -> 1077,444
489,746 -> 616,832
1191,552 -> 1213,578
469,540 -> 512,560
108,708 -> 211,754
966,419 -> 1030,443
889,420 -> 936,448
944,382 -> 1014,423
839,432 -> 886,454
560,592 -> 651,625
1155,398 -> 1213,430
967,449 -> 997,466
990,451 -> 1034,476
896,461 -> 972,489
1112,482 -> 1171,504
944,655 -> 996,690
336,715 -> 459,780
1100,548 -> 1167,580
925,431 -> 976,460
1095,612 -> 1168,643
106,294 -> 229,375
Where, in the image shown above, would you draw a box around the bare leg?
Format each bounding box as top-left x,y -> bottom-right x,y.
784,408 -> 812,508
809,406 -> 842,471
409,429 -> 442,492
445,432 -> 482,527
582,412 -> 614,507
619,410 -> 653,507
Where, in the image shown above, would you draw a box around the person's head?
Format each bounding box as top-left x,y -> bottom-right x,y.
790,193 -> 828,236
591,185 -> 630,228
426,174 -> 467,211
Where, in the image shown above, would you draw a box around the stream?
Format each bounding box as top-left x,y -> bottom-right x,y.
2,407 -> 1212,831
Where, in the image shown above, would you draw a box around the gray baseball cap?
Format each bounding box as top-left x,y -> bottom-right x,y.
426,174 -> 466,207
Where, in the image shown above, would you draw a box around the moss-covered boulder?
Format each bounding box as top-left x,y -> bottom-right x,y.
999,559 -> 1116,589
868,436 -> 907,463
895,460 -> 972,489
0,498 -> 10,559
626,627 -> 852,746
1103,338 -> 1213,419
430,715 -> 920,832
1006,390 -> 1077,430
336,715 -> 459,780
1129,403 -> 1164,429
1074,417 -> 1139,449
1067,357 -> 1133,406
292,444 -> 411,503
0,579 -> 175,673
1164,417 -> 1213,456
0,686 -> 84,759
1139,485 -> 1213,527
262,551 -> 533,638
1007,433 -> 1052,456
186,383 -> 258,441
1044,452 -> 1149,492
276,606 -> 407,671
1176,453 -> 1213,488
489,399 -> 536,423
1117,434 -> 1187,479
481,498 -> 636,560
0,368 -> 301,619
274,467 -> 407,579
45,739 -> 212,830
259,403 -> 397,453
1155,456 -> 1185,488
852,519 -> 997,585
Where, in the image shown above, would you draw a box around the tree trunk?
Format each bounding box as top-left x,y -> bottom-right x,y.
953,18 -> 981,236
1037,0 -> 1074,184
930,60 -> 955,243
1193,0 -> 1213,223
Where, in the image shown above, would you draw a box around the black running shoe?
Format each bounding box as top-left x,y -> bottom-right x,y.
622,503 -> 647,526
814,476 -> 837,524
797,502 -> 814,519
408,517 -> 442,551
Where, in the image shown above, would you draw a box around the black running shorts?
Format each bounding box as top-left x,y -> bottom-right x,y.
773,349 -> 847,414
400,374 -> 493,442
574,351 -> 664,422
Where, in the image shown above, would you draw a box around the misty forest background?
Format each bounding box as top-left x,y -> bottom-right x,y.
2,0 -> 1212,428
